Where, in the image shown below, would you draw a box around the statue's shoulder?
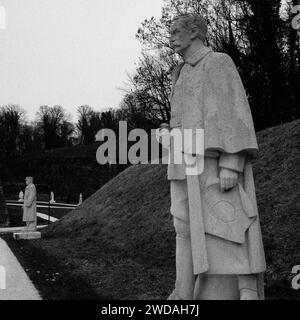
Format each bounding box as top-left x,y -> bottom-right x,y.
27,184 -> 36,191
205,52 -> 235,69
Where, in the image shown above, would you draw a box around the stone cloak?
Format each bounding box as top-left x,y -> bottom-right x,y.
170,48 -> 259,159
169,48 -> 266,299
23,184 -> 37,222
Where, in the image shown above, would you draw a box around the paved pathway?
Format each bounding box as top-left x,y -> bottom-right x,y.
0,238 -> 42,300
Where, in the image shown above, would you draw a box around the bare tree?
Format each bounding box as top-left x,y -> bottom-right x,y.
76,105 -> 103,145
36,105 -> 73,149
77,105 -> 96,145
0,104 -> 25,159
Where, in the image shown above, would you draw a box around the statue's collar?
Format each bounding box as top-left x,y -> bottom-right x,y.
185,46 -> 212,66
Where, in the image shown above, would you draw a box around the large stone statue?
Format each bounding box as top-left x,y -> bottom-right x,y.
164,14 -> 266,300
23,176 -> 37,232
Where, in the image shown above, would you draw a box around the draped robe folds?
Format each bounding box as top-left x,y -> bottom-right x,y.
23,184 -> 37,222
168,47 -> 266,299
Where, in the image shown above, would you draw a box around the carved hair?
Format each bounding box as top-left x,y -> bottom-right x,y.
172,14 -> 208,42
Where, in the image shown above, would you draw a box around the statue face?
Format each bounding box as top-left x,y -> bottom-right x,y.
169,20 -> 193,56
25,177 -> 32,185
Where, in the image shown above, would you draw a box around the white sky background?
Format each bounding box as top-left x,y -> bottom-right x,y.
0,0 -> 164,121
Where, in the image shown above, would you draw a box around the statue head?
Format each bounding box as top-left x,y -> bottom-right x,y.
169,13 -> 208,56
25,176 -> 33,186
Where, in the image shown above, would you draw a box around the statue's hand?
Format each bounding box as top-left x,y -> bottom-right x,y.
219,168 -> 238,192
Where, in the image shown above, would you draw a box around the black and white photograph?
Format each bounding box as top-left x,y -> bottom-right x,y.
0,0 -> 299,311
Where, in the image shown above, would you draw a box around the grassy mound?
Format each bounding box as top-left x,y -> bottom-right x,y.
12,120 -> 300,299
44,163 -> 174,264
40,163 -> 174,299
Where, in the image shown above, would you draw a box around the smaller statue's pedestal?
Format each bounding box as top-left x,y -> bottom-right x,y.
13,231 -> 41,240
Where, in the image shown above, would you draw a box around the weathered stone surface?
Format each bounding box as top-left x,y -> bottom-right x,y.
23,177 -> 37,231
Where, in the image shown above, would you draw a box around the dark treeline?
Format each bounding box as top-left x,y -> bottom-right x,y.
0,104 -> 119,157
0,103 -> 130,203
0,104 -> 120,183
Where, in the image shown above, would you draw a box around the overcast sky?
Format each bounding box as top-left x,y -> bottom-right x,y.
0,0 -> 164,121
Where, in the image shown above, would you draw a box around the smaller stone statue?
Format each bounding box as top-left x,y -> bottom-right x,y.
50,191 -> 56,204
78,193 -> 83,206
23,176 -> 37,232
18,191 -> 24,202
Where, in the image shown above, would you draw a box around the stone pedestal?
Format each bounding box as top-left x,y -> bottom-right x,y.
13,231 -> 41,240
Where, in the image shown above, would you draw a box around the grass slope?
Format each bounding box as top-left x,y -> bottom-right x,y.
6,120 -> 300,299
41,164 -> 174,299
